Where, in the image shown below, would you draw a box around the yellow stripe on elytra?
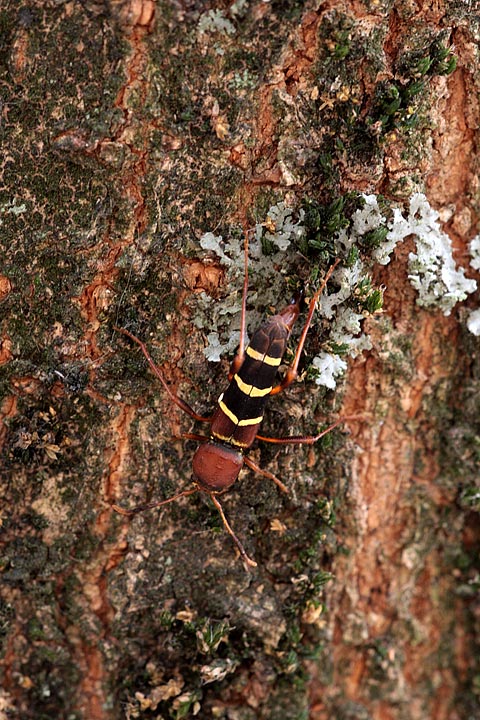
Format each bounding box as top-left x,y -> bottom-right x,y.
234,373 -> 272,398
246,346 -> 281,367
218,397 -> 263,426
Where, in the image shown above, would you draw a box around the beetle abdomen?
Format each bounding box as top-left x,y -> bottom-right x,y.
211,314 -> 293,448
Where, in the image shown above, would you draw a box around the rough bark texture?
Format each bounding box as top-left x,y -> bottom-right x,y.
0,2 -> 479,720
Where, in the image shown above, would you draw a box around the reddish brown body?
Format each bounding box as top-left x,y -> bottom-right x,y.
192,298 -> 301,493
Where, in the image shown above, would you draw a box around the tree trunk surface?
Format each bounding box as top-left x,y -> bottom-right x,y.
0,2 -> 479,720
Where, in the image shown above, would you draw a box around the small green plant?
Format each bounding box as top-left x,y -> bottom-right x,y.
371,39 -> 457,132
429,40 -> 457,75
354,276 -> 384,314
196,619 -> 231,654
299,194 -> 363,263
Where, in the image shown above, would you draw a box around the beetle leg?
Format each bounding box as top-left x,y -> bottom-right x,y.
257,419 -> 345,445
209,492 -> 257,568
112,487 -> 198,516
115,326 -> 211,423
179,433 -> 209,443
243,455 -> 289,494
256,414 -> 362,444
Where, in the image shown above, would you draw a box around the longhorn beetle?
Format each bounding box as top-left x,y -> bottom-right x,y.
114,232 -> 344,567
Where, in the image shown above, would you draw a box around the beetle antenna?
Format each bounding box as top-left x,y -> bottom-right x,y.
209,493 -> 257,569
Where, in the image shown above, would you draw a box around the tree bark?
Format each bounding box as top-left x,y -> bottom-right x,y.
0,2 -> 478,719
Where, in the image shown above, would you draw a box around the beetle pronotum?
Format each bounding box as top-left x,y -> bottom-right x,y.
114,232 -> 344,567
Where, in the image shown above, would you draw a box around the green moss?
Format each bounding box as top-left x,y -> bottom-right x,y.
306,16 -> 459,196
459,485 -> 480,512
354,276 -> 384,314
299,194 -> 363,264
370,38 -> 457,133
26,617 -> 48,642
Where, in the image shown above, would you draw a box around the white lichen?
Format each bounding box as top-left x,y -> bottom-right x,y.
470,234 -> 480,271
198,9 -> 236,36
199,201 -> 374,388
375,207 -> 412,265
343,193 -> 477,318
261,202 -> 305,251
466,308 -> 480,337
406,194 -> 477,316
319,262 -> 364,319
313,278 -> 372,388
330,307 -> 373,356
467,236 -> 480,335
197,192 -> 478,388
203,331 -> 242,362
200,232 -> 234,266
198,203 -> 310,362
311,353 -> 348,390
0,198 -> 27,225
335,194 -> 402,267
352,194 -> 386,236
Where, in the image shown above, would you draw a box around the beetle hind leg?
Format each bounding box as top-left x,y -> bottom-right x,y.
209,493 -> 257,568
112,487 -> 198,516
243,455 -> 289,494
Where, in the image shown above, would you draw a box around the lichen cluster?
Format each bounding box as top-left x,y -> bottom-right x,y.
198,192 -> 477,389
